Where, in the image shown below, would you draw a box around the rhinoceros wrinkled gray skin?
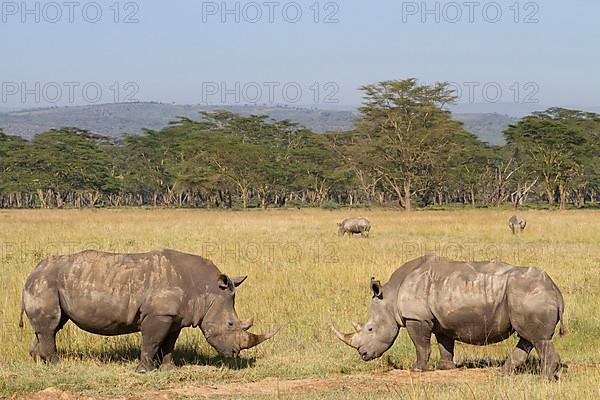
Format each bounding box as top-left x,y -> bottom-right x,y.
19,249 -> 280,372
337,217 -> 371,237
508,215 -> 527,234
331,255 -> 565,380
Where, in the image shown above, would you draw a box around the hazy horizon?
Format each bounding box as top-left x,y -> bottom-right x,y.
3,101 -> 600,120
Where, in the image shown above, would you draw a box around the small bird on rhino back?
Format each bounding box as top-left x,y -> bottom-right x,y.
19,249 -> 281,372
508,215 -> 527,234
337,217 -> 371,238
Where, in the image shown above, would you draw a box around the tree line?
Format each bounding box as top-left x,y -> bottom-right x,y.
1,79 -> 599,210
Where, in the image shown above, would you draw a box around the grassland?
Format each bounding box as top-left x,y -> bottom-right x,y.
1,208 -> 599,399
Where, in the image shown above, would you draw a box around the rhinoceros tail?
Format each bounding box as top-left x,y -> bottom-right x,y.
557,298 -> 566,336
558,309 -> 566,336
18,306 -> 24,328
559,319 -> 566,336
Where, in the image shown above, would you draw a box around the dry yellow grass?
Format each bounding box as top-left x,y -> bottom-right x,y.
1,208 -> 599,399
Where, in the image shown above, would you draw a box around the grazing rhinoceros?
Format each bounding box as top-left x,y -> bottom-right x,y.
337,217 -> 371,237
331,255 -> 565,380
508,215 -> 527,234
19,249 -> 280,372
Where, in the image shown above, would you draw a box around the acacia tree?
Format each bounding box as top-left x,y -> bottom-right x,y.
30,128 -> 117,206
505,108 -> 590,208
174,113 -> 292,208
329,130 -> 382,205
355,79 -> 460,210
0,130 -> 32,192
440,129 -> 492,207
3,101 -> 600,210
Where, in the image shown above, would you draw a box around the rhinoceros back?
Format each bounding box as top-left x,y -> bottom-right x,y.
23,249 -> 220,335
341,217 -> 371,233
394,257 -> 530,344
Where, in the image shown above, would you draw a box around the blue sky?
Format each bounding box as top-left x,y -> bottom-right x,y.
1,0 -> 598,111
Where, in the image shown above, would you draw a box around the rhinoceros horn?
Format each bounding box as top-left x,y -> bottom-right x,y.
240,325 -> 282,349
329,323 -> 358,348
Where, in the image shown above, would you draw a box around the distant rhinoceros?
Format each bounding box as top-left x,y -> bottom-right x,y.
508,215 -> 527,234
331,255 -> 565,380
20,249 -> 280,372
337,217 -> 371,237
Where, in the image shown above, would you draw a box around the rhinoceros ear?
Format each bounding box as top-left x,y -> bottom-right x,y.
371,277 -> 383,299
218,274 -> 234,291
232,276 -> 247,287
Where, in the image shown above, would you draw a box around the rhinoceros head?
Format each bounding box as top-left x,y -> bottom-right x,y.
331,277 -> 399,361
200,274 -> 280,358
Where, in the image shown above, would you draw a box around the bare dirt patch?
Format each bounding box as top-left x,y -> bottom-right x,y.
12,387 -> 100,400
13,368 -> 495,399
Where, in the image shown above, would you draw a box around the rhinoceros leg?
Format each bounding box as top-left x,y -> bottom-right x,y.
136,315 -> 174,373
533,340 -> 560,380
36,333 -> 59,365
405,320 -> 432,372
158,329 -> 181,371
26,294 -> 68,364
28,335 -> 39,360
434,333 -> 455,370
501,337 -> 533,375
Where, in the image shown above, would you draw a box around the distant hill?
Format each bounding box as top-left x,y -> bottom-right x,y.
453,113 -> 518,145
450,102 -> 600,118
0,102 -> 515,144
0,103 -> 357,139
